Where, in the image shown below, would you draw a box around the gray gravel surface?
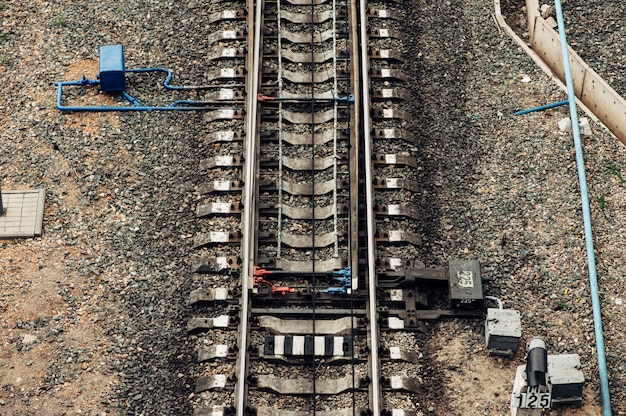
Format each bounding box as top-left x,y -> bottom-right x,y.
1,0 -> 625,415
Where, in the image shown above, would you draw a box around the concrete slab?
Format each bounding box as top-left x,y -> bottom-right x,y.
0,189 -> 45,238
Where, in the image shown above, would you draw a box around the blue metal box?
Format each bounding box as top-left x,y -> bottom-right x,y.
99,45 -> 125,92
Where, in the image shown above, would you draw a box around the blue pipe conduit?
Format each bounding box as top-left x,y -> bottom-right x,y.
54,68 -> 235,111
554,1 -> 611,414
513,99 -> 569,116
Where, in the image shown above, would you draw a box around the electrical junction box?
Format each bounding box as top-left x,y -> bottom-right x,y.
485,308 -> 522,356
448,259 -> 483,309
99,44 -> 125,92
547,354 -> 584,405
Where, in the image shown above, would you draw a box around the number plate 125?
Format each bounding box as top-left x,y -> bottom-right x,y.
513,392 -> 551,408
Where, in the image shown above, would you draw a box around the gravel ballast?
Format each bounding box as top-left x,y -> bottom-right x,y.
1,1 -> 626,415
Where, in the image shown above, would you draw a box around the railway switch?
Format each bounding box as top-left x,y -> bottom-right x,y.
485,308 -> 521,356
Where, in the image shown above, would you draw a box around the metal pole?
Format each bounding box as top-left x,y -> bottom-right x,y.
553,1 -> 612,414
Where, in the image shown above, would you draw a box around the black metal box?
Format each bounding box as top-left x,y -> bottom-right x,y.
448,259 -> 483,309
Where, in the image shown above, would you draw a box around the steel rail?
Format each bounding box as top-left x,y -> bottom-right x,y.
358,0 -> 382,414
236,0 -> 263,414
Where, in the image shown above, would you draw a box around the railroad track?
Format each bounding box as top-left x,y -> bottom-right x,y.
186,1 -> 484,415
